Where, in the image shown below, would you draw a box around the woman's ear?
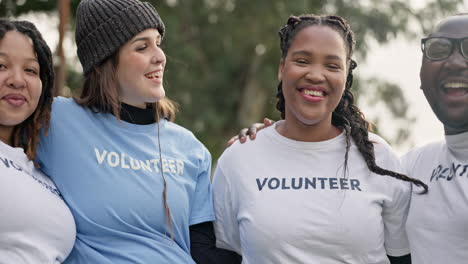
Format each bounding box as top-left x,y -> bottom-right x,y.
278,59 -> 284,81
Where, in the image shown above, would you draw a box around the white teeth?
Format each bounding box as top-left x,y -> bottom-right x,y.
444,82 -> 468,89
145,72 -> 161,79
303,90 -> 324,97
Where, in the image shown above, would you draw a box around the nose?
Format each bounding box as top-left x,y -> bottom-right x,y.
150,46 -> 166,66
444,48 -> 468,71
305,66 -> 326,83
6,70 -> 26,89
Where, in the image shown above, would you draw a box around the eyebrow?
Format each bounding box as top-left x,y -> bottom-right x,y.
291,50 -> 343,60
130,36 -> 161,44
291,50 -> 312,57
0,52 -> 38,63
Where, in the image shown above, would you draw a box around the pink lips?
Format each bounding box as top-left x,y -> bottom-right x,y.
299,87 -> 327,103
3,94 -> 26,107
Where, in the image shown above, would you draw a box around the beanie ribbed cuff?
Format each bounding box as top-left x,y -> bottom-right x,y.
76,1 -> 165,75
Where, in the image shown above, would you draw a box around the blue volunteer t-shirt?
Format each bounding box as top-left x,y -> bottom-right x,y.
37,97 -> 215,264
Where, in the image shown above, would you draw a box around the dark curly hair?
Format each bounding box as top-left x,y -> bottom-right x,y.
276,14 -> 428,193
0,18 -> 54,163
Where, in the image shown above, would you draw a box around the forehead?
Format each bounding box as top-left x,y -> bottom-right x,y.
431,15 -> 468,38
0,31 -> 37,60
0,31 -> 34,50
290,25 -> 346,53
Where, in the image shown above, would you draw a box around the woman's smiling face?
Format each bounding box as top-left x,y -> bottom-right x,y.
0,31 -> 42,135
116,28 -> 166,109
279,25 -> 347,128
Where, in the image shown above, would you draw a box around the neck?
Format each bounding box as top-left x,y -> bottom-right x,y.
277,116 -> 341,142
119,103 -> 156,125
0,125 -> 13,146
121,100 -> 147,109
445,126 -> 468,136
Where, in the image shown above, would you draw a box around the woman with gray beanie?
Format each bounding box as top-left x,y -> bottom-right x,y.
36,0 -> 240,263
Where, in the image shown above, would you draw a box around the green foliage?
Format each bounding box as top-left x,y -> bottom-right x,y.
0,0 -> 55,17
152,0 -> 464,158
3,0 -> 464,159
0,0 -> 81,20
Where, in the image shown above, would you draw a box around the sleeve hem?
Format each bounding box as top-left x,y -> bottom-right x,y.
386,247 -> 411,257
189,214 -> 216,226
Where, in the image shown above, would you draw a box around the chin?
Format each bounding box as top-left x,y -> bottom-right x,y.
296,114 -> 324,125
154,92 -> 166,101
145,90 -> 166,103
154,88 -> 166,99
0,116 -> 29,127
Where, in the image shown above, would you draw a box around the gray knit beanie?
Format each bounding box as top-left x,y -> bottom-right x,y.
75,0 -> 165,75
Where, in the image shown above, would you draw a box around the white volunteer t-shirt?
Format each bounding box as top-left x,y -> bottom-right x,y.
213,123 -> 411,264
403,131 -> 468,264
0,141 -> 75,264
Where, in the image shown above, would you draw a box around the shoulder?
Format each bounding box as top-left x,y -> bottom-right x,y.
401,140 -> 444,175
163,121 -> 211,159
217,128 -> 271,169
217,141 -> 243,167
0,141 -> 27,165
368,132 -> 392,149
52,96 -> 77,109
367,132 -> 398,161
51,96 -> 86,119
364,133 -> 408,185
402,140 -> 444,160
164,121 -> 197,138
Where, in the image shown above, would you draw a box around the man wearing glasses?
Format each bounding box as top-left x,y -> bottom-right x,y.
403,13 -> 468,264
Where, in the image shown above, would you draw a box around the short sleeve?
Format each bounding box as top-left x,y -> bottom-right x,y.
379,148 -> 412,257
189,148 -> 215,225
212,163 -> 242,254
36,109 -> 55,178
400,148 -> 419,177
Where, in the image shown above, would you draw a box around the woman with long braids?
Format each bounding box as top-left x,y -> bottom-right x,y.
0,19 -> 75,263
213,14 -> 427,264
35,0 -> 240,263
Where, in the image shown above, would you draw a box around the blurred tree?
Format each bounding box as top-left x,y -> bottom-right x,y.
2,0 -> 464,159
0,0 -> 55,17
55,0 -> 70,96
154,0 -> 463,158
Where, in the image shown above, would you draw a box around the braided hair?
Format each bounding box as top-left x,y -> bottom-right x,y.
0,19 -> 54,163
276,14 -> 428,193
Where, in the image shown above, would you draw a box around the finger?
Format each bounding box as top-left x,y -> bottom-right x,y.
263,118 -> 274,126
248,125 -> 260,140
238,128 -> 248,143
226,136 -> 238,147
240,136 -> 247,143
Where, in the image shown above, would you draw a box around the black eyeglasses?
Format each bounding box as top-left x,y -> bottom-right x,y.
421,37 -> 468,61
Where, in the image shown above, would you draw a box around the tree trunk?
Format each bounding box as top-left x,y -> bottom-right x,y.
236,53 -> 268,127
55,0 -> 70,96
